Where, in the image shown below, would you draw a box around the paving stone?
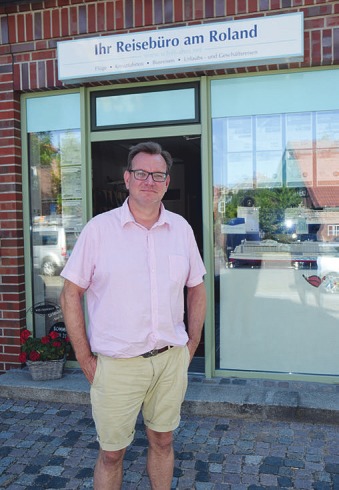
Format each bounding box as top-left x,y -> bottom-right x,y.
2,397 -> 339,488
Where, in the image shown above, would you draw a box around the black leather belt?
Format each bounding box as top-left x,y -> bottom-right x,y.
141,346 -> 173,358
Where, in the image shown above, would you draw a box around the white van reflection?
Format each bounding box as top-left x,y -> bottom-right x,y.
32,226 -> 75,276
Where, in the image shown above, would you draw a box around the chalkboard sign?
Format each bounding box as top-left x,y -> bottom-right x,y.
49,321 -> 67,340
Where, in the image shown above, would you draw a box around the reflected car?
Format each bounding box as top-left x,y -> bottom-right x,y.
32,226 -> 75,276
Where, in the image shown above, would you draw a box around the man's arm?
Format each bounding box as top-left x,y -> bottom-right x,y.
186,281 -> 207,362
60,279 -> 97,383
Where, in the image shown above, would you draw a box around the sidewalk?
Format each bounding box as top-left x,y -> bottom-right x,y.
2,370 -> 339,489
1,367 -> 339,424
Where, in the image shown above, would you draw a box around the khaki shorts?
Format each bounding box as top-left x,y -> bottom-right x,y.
90,346 -> 190,451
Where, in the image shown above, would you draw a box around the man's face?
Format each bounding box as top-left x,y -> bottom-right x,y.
124,152 -> 170,207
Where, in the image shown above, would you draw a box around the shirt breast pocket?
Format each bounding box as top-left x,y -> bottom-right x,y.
169,255 -> 189,285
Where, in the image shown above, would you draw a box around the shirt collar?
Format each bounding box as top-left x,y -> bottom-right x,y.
120,198 -> 171,228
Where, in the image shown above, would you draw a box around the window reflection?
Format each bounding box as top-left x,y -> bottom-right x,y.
29,130 -> 82,338
213,110 -> 339,375
213,110 -> 339,271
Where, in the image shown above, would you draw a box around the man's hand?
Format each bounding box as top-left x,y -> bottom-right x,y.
186,282 -> 207,363
186,338 -> 200,362
79,354 -> 98,384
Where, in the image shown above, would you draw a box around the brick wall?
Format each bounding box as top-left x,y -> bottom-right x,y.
0,0 -> 338,371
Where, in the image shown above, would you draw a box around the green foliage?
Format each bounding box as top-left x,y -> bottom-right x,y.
20,329 -> 70,363
30,132 -> 59,167
224,187 -> 303,237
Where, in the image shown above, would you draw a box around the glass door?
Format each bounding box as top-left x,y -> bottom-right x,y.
25,93 -> 83,340
91,134 -> 204,372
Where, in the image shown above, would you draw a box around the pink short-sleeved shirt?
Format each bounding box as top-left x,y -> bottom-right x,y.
61,199 -> 206,358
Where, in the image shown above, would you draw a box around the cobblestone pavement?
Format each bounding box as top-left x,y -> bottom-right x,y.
1,397 -> 339,489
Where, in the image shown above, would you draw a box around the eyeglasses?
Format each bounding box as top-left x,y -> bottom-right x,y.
129,169 -> 168,182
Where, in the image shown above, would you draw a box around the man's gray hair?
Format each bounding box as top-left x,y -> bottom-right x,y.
127,141 -> 173,173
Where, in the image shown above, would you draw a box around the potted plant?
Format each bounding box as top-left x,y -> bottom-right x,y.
19,328 -> 71,381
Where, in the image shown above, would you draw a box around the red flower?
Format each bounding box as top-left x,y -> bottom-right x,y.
29,351 -> 41,361
19,327 -> 70,362
19,352 -> 27,363
20,329 -> 31,344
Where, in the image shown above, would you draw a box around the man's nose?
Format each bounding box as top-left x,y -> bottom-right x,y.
144,173 -> 154,183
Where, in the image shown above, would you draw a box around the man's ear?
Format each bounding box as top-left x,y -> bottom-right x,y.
124,170 -> 130,189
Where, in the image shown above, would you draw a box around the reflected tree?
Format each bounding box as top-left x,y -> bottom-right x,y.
225,187 -> 303,239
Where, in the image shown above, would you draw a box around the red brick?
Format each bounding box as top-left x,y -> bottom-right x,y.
4,346 -> 21,355
0,52 -> 12,63
32,50 -> 56,61
115,0 -> 124,30
106,1 -> 114,31
61,7 -> 69,36
70,5 -> 78,35
46,59 -> 55,87
2,257 -> 25,268
184,0 -> 193,20
88,3 -> 96,32
0,324 -> 21,336
0,80 -> 14,92
11,42 -> 35,53
7,13 -> 17,43
236,0 -> 247,14
0,111 -> 17,123
36,40 -> 49,50
271,0 -> 280,9
13,53 -> 31,62
0,265 -> 25,275
52,9 -> 61,37
29,62 -> 37,89
0,101 -> 13,112
134,0 -> 143,26
0,353 -> 22,362
304,17 -> 325,29
12,64 -> 21,91
311,29 -> 321,64
326,16 -> 339,27
3,293 -> 25,303
97,2 -> 105,31
26,12 -> 33,40
2,311 -> 24,320
0,45 -> 11,56
0,336 -> 20,346
43,9 -> 52,39
248,0 -> 258,13
144,0 -> 154,25
0,301 -> 23,311
31,2 -> 44,11
17,14 -> 25,42
194,0 -> 204,18
303,30 -> 311,66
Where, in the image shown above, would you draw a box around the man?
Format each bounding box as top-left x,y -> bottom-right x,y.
60,141 -> 206,490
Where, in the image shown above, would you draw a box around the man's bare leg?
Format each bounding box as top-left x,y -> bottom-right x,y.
94,448 -> 126,490
146,428 -> 174,490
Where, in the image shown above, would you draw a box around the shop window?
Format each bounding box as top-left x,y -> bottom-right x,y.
328,225 -> 339,237
212,101 -> 339,377
26,94 -> 82,339
91,83 -> 199,130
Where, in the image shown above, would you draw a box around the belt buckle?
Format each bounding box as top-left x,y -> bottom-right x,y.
142,349 -> 158,358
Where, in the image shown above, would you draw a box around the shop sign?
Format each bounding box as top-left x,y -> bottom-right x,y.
57,12 -> 303,83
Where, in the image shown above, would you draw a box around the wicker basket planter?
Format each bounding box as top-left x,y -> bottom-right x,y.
26,357 -> 66,381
